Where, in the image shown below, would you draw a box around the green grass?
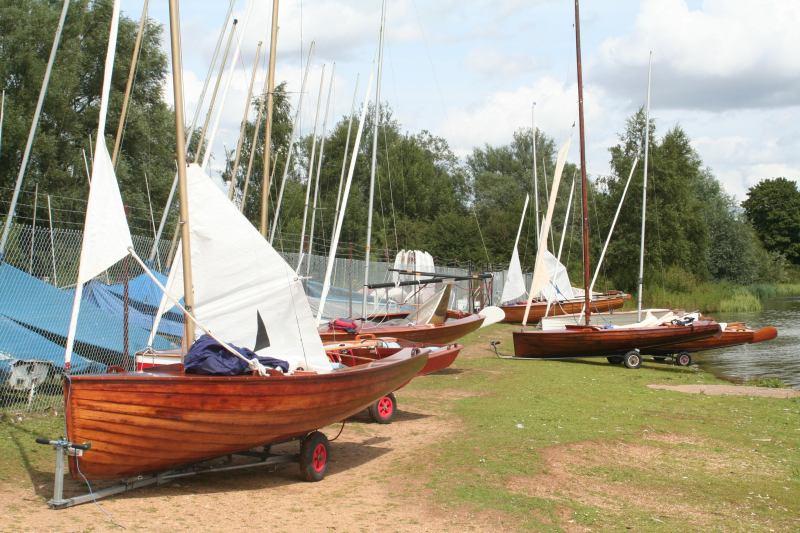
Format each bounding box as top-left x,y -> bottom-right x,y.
403,324 -> 800,530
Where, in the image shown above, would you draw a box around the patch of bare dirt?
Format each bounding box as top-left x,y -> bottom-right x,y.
647,384 -> 800,398
0,385 -> 502,532
505,435 -> 765,528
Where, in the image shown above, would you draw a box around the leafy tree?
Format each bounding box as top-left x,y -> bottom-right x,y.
1,0 -> 177,236
742,178 -> 800,265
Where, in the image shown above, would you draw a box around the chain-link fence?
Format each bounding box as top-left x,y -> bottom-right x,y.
0,221 -> 505,414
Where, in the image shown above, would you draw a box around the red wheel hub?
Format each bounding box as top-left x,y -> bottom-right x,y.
377,396 -> 393,418
312,443 -> 327,473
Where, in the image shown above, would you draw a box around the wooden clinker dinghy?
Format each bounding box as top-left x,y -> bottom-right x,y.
319,313 -> 485,345
645,323 -> 777,357
512,320 -> 721,360
500,292 -> 628,324
65,350 -> 427,480
326,337 -> 462,376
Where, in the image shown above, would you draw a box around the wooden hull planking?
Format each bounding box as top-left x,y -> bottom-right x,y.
319,314 -> 484,345
500,294 -> 627,324
329,340 -> 461,376
65,352 -> 427,480
645,325 -> 777,355
512,321 -> 721,358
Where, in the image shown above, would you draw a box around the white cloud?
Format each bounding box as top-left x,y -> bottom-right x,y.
595,0 -> 800,110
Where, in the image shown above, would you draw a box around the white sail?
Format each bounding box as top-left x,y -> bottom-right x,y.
407,284 -> 450,325
501,246 -> 526,303
501,194 -> 529,304
538,249 -> 574,302
157,165 -> 332,373
65,0 -> 128,368
522,134 -> 571,326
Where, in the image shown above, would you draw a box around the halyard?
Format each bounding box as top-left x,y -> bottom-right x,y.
1,323 -> 798,531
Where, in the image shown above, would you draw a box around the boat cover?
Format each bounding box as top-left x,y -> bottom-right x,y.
184,334 -> 289,375
0,263 -> 175,358
0,315 -> 106,379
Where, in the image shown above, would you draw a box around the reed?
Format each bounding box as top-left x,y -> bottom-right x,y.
643,281 -> 800,314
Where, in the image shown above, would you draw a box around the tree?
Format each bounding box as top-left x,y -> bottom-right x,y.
742,178 -> 800,265
0,0 -> 177,236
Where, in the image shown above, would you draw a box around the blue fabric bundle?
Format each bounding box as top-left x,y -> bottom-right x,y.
184,334 -> 289,375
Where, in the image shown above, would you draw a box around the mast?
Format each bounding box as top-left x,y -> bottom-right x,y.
229,41 -> 263,200
362,0 -> 387,317
307,63 -> 335,274
334,75 -> 360,216
112,0 -> 149,166
532,102 -> 540,246
260,0 -> 280,236
298,65 -> 326,266
270,42 -> 315,244
0,0 -> 70,257
193,18 -> 238,165
574,0 -> 591,326
637,52 -> 653,321
167,0 -> 196,347
148,6 -> 233,263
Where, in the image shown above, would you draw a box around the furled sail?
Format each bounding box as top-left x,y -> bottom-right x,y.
407,283 -> 451,325
153,164 -> 332,373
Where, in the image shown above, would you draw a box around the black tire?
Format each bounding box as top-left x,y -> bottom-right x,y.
299,431 -> 329,482
368,392 -> 397,424
675,352 -> 692,367
653,356 -> 667,363
623,350 -> 642,369
607,356 -> 623,365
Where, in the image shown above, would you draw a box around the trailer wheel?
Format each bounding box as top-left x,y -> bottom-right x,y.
607,356 -> 623,365
623,350 -> 642,369
675,352 -> 692,367
300,431 -> 329,482
368,393 -> 397,424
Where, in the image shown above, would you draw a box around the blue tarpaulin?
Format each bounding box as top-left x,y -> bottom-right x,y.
82,280 -> 184,339
0,315 -> 107,383
0,264 -> 176,362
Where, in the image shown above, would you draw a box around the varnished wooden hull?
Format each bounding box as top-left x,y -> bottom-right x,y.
65,351 -> 427,480
512,321 -> 721,358
645,326 -> 777,355
328,340 -> 461,376
500,293 -> 628,324
319,314 -> 484,345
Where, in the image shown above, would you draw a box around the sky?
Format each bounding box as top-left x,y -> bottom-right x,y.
123,0 -> 800,201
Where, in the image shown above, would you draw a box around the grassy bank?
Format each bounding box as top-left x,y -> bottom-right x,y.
638,282 -> 800,313
407,325 -> 800,530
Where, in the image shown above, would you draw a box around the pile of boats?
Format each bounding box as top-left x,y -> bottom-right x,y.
28,0 -> 778,511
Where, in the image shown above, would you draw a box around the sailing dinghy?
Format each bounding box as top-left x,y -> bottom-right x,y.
510,0 -> 721,368
44,1 -> 426,503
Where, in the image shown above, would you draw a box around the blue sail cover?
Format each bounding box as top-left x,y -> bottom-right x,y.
0,264 -> 176,362
82,280 -> 184,339
0,315 -> 106,379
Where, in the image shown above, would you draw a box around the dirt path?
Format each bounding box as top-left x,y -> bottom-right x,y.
0,385 -> 492,532
647,383 -> 800,398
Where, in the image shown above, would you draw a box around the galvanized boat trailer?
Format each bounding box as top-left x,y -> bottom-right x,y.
36,430 -> 330,509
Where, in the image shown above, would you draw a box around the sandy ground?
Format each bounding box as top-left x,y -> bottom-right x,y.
0,381 -> 499,532
647,383 -> 800,398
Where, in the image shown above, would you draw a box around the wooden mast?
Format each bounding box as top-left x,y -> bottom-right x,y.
573,0 -> 591,326
260,0 -> 280,236
112,0 -> 149,166
167,0 -> 195,347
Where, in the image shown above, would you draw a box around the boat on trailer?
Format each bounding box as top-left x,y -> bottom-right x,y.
500,292 -> 628,324
325,337 -> 462,423
511,0 -> 723,368
39,2 -> 426,507
644,322 -> 778,366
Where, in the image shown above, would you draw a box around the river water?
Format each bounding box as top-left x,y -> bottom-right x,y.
694,297 -> 800,389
